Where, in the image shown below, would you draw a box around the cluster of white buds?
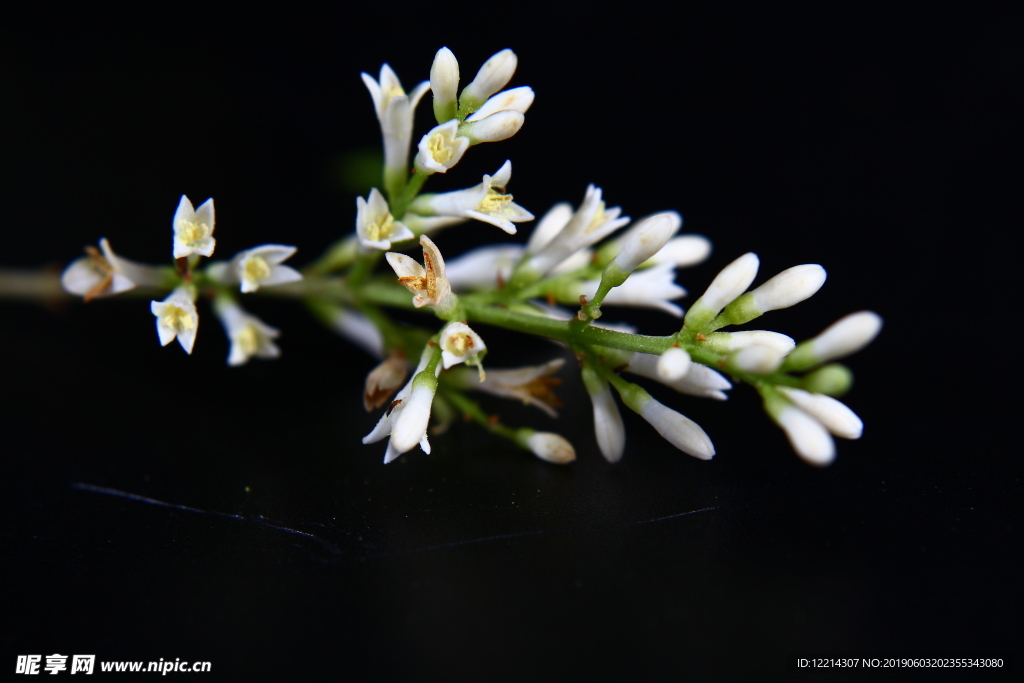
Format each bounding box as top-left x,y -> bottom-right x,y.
45,44 -> 882,471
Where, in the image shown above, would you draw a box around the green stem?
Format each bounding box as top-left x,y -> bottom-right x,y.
441,388 -> 522,444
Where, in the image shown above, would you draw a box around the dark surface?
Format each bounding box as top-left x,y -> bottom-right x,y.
3,6 -> 1019,680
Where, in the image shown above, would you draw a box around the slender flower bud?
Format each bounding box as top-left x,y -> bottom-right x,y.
458,110 -> 525,144
626,352 -> 731,400
683,253 -> 759,331
764,391 -> 836,466
701,330 -> 796,356
728,345 -> 784,375
604,212 -> 681,286
387,372 -> 438,460
465,86 -> 534,121
581,366 -> 626,463
460,49 -> 517,111
657,347 -> 692,382
648,235 -> 712,268
784,311 -> 883,370
715,264 -> 826,327
521,431 -> 576,464
430,47 -> 460,123
778,387 -> 862,439
639,397 -> 715,460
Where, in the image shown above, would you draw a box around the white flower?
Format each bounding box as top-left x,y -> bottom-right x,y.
408,160 -> 533,234
386,235 -> 456,314
609,212 -> 682,274
523,185 -> 630,276
581,368 -> 625,463
361,64 -> 430,181
750,264 -> 827,313
460,49 -> 518,111
701,330 -> 796,355
579,262 -> 686,316
656,347 -> 692,382
458,110 -> 525,144
439,322 -> 486,369
525,202 -> 573,253
445,244 -> 525,290
150,286 -> 199,354
728,344 -> 784,374
646,234 -> 712,268
778,387 -> 862,439
414,121 -> 470,175
683,252 -> 759,332
356,188 -> 414,250
172,195 -> 215,259
363,350 -> 409,411
226,245 -> 303,293
465,85 -> 534,122
626,352 -> 732,400
771,403 -> 835,466
214,299 -> 281,367
638,397 -> 715,460
331,307 -> 384,358
785,311 -> 883,370
363,348 -> 442,464
454,358 -> 564,417
430,47 -> 460,123
523,431 -> 575,465
61,238 -> 163,301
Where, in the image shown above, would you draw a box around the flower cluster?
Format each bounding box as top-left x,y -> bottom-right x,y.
51,46 -> 881,470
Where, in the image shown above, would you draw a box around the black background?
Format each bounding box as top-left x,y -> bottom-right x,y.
3,5 -> 1019,680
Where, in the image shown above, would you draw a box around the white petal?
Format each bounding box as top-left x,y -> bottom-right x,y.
640,399 -> 715,460
778,387 -> 863,439
526,202 -> 573,253
467,86 -> 535,121
591,388 -> 626,463
386,252 -> 425,279
60,258 -> 103,296
776,405 -> 835,466
259,264 -> 303,287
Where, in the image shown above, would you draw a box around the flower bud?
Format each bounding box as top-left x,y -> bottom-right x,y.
778,387 -> 862,439
523,431 -> 576,464
430,47 -> 460,123
581,366 -> 626,463
458,110 -> 525,144
656,347 -> 691,382
638,398 -> 715,460
728,345 -> 784,375
610,212 -> 681,275
774,404 -> 836,466
784,311 -> 882,370
461,49 -> 518,110
649,235 -> 711,268
683,253 -> 758,331
702,330 -> 795,355
750,264 -> 827,313
389,374 -> 437,456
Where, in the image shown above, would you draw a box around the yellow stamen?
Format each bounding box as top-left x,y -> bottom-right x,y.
236,325 -> 260,356
177,220 -> 210,246
365,212 -> 396,242
161,305 -> 195,333
244,255 -> 272,284
480,187 -> 513,216
428,132 -> 454,163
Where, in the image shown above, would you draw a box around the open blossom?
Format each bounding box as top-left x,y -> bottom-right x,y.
172,195 -> 215,259
386,235 -> 456,313
228,245 -> 302,293
579,262 -> 687,316
523,185 -> 630,277
150,285 -> 199,354
408,160 -> 534,234
361,64 -> 430,181
440,322 -> 486,369
356,188 -> 414,250
214,299 -> 281,366
415,121 -> 470,174
61,238 -> 164,301
453,358 -> 564,417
